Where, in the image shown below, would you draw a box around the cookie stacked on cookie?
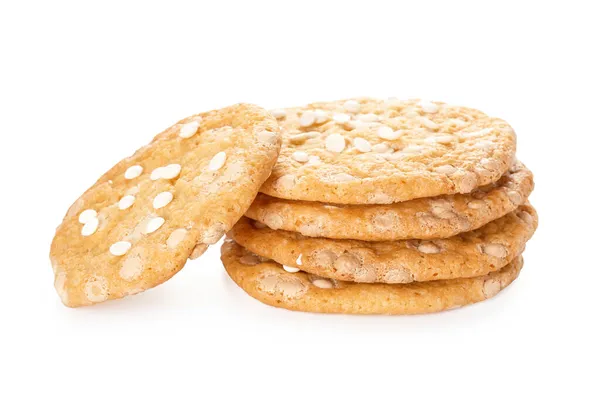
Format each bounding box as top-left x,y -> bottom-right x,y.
222,98 -> 538,314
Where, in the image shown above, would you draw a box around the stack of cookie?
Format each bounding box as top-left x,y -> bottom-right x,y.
49,98 -> 537,314
222,98 -> 538,314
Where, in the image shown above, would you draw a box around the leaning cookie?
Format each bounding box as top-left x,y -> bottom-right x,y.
50,103 -> 281,307
229,204 -> 537,283
222,241 -> 524,315
247,161 -> 533,241
261,98 -> 517,204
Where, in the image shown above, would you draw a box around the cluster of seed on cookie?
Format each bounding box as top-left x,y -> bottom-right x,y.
76,118 -> 230,262
271,99 -> 495,160
237,244 -> 336,290
265,99 -> 513,203
279,257 -> 335,289
238,225 -> 336,288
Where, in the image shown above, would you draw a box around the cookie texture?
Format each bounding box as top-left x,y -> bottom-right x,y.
221,241 -> 524,315
229,204 -> 537,283
50,103 -> 281,307
248,161 -> 533,241
261,98 -> 517,204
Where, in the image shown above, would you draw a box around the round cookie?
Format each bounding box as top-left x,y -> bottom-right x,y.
50,103 -> 281,307
262,98 -> 517,204
221,241 -> 524,315
228,204 -> 537,283
248,161 -> 533,241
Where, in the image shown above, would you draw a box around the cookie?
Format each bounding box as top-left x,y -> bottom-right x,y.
248,161 -> 533,241
50,103 -> 281,307
228,204 -> 537,283
261,98 -> 516,204
221,241 -> 524,315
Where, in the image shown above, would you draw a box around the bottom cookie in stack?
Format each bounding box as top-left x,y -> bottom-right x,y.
221,240 -> 523,315
221,204 -> 537,315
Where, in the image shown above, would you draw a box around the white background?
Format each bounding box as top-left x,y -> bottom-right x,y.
1,1 -> 598,399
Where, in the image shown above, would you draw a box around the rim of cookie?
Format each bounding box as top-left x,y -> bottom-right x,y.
50,103 -> 281,307
229,204 -> 537,284
247,161 -> 533,241
262,98 -> 517,204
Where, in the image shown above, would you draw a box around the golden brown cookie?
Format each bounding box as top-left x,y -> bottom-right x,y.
228,204 -> 537,283
50,103 -> 281,307
248,161 -> 533,241
221,241 -> 524,315
262,98 -> 517,204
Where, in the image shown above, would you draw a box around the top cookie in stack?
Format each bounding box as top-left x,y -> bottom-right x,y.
223,98 -> 537,315
262,98 -> 517,204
